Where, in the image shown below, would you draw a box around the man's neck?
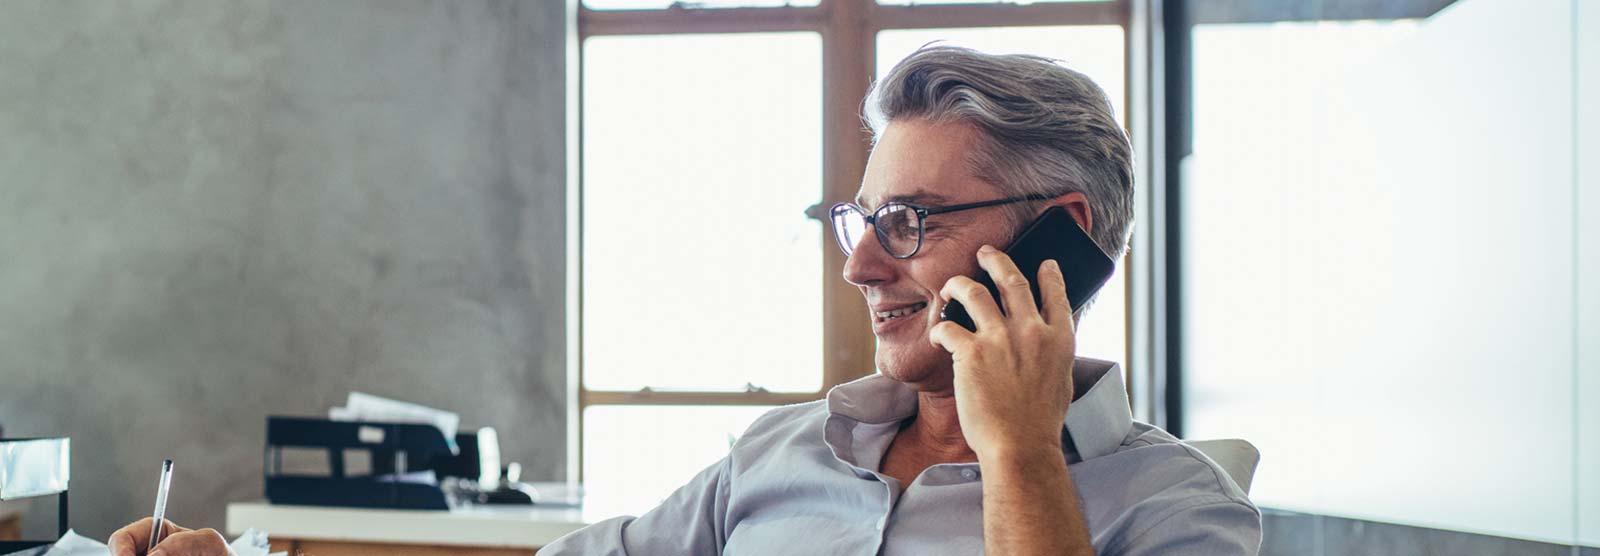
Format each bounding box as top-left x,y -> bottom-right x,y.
903,391 -> 979,462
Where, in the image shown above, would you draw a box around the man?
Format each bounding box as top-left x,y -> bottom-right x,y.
539,45 -> 1260,554
112,46 -> 1259,556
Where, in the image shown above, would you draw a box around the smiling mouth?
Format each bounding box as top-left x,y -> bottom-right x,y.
873,301 -> 929,323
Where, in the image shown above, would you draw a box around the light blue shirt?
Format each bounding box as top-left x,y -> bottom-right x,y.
541,358 -> 1261,555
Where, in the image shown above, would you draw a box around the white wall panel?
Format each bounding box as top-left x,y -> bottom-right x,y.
1577,0 -> 1600,547
1184,0 -> 1578,544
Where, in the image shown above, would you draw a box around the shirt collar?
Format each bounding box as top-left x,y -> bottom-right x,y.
825,357 -> 1133,462
1062,357 -> 1133,460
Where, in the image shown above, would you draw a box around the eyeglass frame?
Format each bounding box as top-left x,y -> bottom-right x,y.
828,192 -> 1057,259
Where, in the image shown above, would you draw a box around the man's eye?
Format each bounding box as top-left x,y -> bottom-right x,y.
878,212 -> 915,235
888,224 -> 917,240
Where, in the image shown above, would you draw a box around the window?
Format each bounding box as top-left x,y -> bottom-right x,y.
575,0 -> 1136,511
582,405 -> 775,515
585,0 -> 820,9
1173,0 -> 1596,546
582,32 -> 824,395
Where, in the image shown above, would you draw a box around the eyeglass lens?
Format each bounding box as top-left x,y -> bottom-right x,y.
830,203 -> 923,258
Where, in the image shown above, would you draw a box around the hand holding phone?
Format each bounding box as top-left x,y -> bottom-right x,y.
927,207 -> 1108,463
940,206 -> 1115,332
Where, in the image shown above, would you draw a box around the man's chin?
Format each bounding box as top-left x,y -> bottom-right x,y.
876,363 -> 925,383
875,347 -> 953,391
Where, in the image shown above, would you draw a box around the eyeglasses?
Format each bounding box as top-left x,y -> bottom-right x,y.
828,193 -> 1054,259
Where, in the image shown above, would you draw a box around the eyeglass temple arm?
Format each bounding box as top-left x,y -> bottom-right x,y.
804,202 -> 832,222
921,193 -> 1056,216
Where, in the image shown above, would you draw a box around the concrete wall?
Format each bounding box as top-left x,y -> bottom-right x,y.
0,0 -> 567,539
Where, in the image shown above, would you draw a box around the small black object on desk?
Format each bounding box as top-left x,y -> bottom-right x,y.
0,436 -> 71,553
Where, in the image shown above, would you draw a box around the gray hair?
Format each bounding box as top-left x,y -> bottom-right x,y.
863,45 -> 1134,263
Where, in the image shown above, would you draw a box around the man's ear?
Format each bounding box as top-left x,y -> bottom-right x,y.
1050,192 -> 1093,234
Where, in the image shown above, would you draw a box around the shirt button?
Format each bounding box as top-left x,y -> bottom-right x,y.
961,469 -> 979,480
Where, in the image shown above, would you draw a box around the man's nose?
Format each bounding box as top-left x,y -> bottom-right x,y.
842,229 -> 897,287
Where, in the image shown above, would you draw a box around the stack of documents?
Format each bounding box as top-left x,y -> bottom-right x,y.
329,392 -> 460,455
0,528 -> 283,556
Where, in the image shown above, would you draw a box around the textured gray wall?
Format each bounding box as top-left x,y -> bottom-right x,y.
0,0 -> 567,539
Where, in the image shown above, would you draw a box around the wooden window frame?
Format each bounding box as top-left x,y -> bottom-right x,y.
570,0 -> 1137,481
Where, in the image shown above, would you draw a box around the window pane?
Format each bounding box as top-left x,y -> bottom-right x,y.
582,405 -> 773,517
1182,9 -> 1579,544
584,0 -> 818,9
877,1 -> 1108,5
583,33 -> 823,393
876,27 -> 1127,363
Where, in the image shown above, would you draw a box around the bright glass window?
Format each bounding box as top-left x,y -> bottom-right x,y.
877,0 -> 1109,5
1182,5 -> 1585,544
584,0 -> 818,9
581,405 -> 773,516
582,33 -> 824,394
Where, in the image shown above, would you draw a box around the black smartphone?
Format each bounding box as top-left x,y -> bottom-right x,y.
940,206 -> 1116,332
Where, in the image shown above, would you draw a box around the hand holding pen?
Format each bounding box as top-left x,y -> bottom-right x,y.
108,460 -> 235,556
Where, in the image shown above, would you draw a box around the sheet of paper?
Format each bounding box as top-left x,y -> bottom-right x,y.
329,392 -> 460,454
225,527 -> 282,556
1,528 -> 286,556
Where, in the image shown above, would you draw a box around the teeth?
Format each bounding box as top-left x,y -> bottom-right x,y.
875,302 -> 928,320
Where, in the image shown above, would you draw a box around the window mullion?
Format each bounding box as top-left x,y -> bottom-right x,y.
582,389 -> 826,406
872,1 -> 1128,30
821,0 -> 877,392
580,5 -> 827,36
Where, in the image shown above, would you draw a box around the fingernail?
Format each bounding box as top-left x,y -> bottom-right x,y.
150,551 -> 165,556
980,244 -> 995,253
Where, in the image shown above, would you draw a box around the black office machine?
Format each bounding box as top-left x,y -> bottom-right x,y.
263,416 -> 536,510
264,416 -> 454,510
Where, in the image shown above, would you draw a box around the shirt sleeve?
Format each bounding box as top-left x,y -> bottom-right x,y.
1112,497 -> 1263,556
538,456 -> 733,556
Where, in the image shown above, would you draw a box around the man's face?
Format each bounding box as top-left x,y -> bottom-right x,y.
845,118 -> 1019,393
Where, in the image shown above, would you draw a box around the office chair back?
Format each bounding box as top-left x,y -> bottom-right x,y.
1187,438 -> 1260,495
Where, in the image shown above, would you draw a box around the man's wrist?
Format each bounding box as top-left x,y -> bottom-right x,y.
980,442 -> 1068,471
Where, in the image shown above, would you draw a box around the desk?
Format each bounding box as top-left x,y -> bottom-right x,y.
225,502 -> 588,555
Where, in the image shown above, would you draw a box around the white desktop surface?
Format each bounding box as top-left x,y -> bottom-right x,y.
225,503 -> 587,548
226,485 -> 591,549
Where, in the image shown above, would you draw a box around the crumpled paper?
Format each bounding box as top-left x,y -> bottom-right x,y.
2,528 -> 285,556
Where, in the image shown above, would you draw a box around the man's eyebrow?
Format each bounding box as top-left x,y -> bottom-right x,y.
855,190 -> 952,209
